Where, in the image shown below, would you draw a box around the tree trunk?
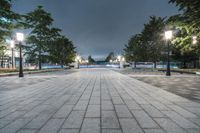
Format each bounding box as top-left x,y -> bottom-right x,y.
134,61 -> 137,68
199,57 -> 200,68
154,61 -> 157,69
61,61 -> 64,68
183,61 -> 187,68
193,60 -> 196,68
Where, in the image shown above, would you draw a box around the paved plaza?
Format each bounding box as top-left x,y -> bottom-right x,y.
114,68 -> 200,103
0,70 -> 75,91
0,69 -> 200,133
133,76 -> 200,103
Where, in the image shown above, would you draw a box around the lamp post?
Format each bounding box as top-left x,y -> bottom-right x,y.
117,55 -> 125,69
192,36 -> 197,45
75,55 -> 81,69
164,30 -> 173,76
192,36 -> 199,67
10,40 -> 15,69
16,33 -> 24,77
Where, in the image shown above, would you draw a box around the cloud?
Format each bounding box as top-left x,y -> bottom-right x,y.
12,0 -> 178,59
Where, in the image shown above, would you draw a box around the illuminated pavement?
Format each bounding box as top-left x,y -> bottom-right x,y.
114,68 -> 200,103
0,69 -> 200,133
0,70 -> 75,91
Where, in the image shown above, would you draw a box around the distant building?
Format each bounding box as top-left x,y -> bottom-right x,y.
0,43 -> 24,68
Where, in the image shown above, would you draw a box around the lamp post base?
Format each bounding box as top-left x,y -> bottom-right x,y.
166,71 -> 171,76
19,73 -> 24,77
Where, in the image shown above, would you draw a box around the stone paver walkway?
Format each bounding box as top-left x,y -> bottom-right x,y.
133,76 -> 200,103
114,68 -> 200,103
0,68 -> 200,133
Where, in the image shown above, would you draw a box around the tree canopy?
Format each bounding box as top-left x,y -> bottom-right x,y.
23,6 -> 62,69
48,36 -> 76,67
88,55 -> 95,64
124,16 -> 166,67
105,52 -> 114,62
169,0 -> 200,29
0,0 -> 20,42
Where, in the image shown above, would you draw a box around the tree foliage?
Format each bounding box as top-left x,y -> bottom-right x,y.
167,15 -> 200,54
167,0 -> 200,68
168,0 -> 200,55
0,0 -> 20,42
88,55 -> 95,64
48,36 -> 76,67
105,52 -> 114,62
169,0 -> 200,29
23,6 -> 60,69
0,0 -> 20,67
124,16 -> 166,66
124,34 -> 147,62
141,16 -> 166,64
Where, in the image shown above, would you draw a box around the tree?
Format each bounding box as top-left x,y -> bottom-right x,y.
124,16 -> 166,68
141,16 -> 166,68
169,0 -> 200,55
48,36 -> 76,67
88,55 -> 95,64
105,52 -> 114,62
167,14 -> 200,68
23,6 -> 58,70
171,45 -> 198,68
124,34 -> 148,67
168,0 -> 200,68
169,0 -> 200,29
0,0 -> 20,42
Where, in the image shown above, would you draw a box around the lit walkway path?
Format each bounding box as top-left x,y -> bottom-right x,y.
0,69 -> 200,133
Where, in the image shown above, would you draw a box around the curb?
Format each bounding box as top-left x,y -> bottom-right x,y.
0,69 -> 65,77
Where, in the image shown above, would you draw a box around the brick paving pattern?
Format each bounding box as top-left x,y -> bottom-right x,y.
114,68 -> 200,103
0,68 -> 200,133
133,76 -> 200,103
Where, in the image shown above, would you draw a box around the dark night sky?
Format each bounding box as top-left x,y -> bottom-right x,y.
12,0 -> 179,59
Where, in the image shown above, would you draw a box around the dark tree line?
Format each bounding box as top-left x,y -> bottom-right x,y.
0,1 -> 76,69
124,0 -> 200,68
0,0 -> 20,67
124,16 -> 166,68
88,55 -> 95,64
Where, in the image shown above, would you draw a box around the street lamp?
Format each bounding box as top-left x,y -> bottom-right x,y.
10,40 -> 15,69
192,36 -> 197,45
75,55 -> 81,69
117,55 -> 125,69
16,32 -> 24,77
122,57 -> 125,62
117,55 -> 121,61
164,30 -> 173,76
